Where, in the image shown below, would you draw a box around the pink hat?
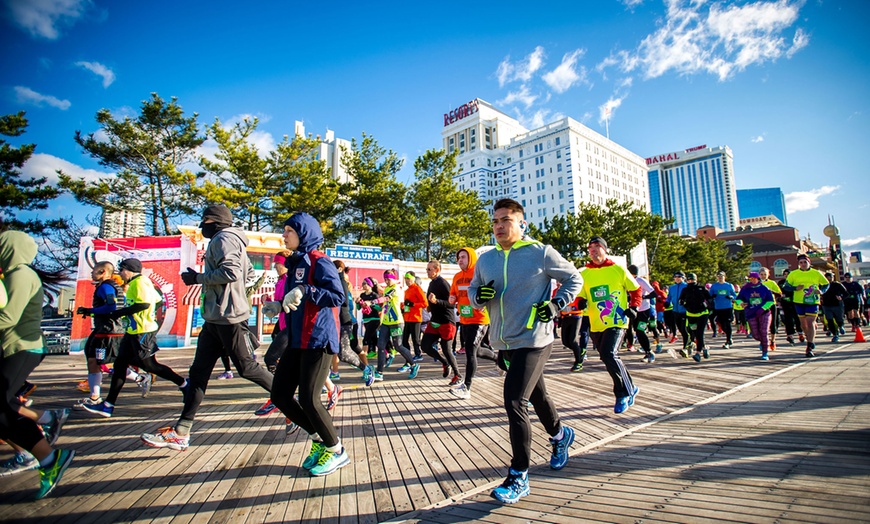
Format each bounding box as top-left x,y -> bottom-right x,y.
273,254 -> 287,266
383,270 -> 398,280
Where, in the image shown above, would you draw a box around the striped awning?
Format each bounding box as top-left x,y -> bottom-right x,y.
181,285 -> 203,305
181,284 -> 276,306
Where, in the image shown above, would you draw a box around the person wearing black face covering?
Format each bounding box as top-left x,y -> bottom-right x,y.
141,204 -> 274,451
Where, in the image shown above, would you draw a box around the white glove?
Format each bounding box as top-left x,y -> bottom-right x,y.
283,285 -> 305,312
262,301 -> 282,318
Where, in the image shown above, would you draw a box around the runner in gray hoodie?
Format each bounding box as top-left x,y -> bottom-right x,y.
141,204 -> 273,451
468,198 -> 582,504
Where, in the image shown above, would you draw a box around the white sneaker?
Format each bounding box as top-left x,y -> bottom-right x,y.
449,383 -> 471,400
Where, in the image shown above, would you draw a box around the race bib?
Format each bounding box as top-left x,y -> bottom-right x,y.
390,326 -> 403,338
591,284 -> 610,302
750,296 -> 762,306
460,305 -> 474,318
637,321 -> 648,331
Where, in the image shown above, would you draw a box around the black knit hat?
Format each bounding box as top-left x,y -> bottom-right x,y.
118,258 -> 142,273
588,236 -> 608,250
201,204 -> 234,226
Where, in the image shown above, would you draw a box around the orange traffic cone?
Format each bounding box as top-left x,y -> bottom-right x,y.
856,327 -> 867,343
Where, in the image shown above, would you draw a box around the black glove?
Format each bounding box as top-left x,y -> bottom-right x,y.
403,299 -> 414,308
576,297 -> 588,311
534,298 -> 565,323
76,306 -> 92,317
475,280 -> 496,303
626,307 -> 638,321
181,267 -> 200,286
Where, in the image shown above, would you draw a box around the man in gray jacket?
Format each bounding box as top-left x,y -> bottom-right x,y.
141,204 -> 273,451
469,198 -> 582,504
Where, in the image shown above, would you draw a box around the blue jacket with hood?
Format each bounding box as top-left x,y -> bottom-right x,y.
282,213 -> 344,353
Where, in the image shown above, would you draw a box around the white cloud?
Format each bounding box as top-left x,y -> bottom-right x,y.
842,236 -> 870,251
497,84 -> 538,109
751,134 -> 765,143
518,108 -> 566,130
21,153 -> 109,185
599,95 -> 627,124
604,0 -> 808,81
542,49 -> 587,94
14,86 -> 71,110
6,0 -> 92,39
621,0 -> 645,8
75,61 -> 115,87
785,185 -> 839,214
496,46 -> 546,87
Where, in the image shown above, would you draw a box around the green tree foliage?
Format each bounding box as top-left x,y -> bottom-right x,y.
195,117 -> 274,231
529,199 -> 670,266
0,111 -> 65,233
337,133 -> 406,247
270,134 -> 342,243
404,149 -> 490,261
647,232 -> 754,286
59,93 -> 204,236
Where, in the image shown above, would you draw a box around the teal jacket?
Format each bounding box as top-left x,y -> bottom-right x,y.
469,238 -> 581,351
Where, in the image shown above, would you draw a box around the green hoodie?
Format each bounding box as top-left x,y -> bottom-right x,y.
0,231 -> 45,357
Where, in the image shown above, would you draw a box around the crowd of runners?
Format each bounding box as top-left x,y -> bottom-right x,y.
2,199 -> 868,503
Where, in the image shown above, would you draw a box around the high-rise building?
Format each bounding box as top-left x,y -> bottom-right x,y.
100,207 -> 146,238
294,121 -> 352,184
736,187 -> 788,225
442,99 -> 649,228
646,145 -> 738,235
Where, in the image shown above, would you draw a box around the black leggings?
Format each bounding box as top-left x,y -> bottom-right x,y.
420,332 -> 460,376
177,322 -> 273,433
631,310 -> 653,353
713,309 -> 734,342
271,346 -> 338,447
589,328 -> 635,398
264,327 -> 289,370
106,333 -> 185,405
500,344 -> 561,472
686,314 -> 709,351
459,324 -> 497,390
402,322 -> 422,357
673,312 -> 690,347
0,351 -> 45,451
560,315 -> 589,364
377,325 -> 414,372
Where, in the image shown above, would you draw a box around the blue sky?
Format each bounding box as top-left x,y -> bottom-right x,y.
2,0 -> 868,259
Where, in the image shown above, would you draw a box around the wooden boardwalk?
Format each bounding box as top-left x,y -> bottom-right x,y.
2,334 -> 868,523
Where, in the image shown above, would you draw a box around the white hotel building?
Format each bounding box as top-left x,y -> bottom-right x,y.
441,99 -> 649,229
646,145 -> 738,236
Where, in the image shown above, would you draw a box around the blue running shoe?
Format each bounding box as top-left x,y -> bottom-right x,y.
692,353 -> 702,363
385,354 -> 395,368
397,364 -> 411,373
255,400 -> 278,416
761,353 -> 769,360
362,365 -> 375,387
412,355 -> 424,362
329,371 -> 340,380
615,386 -> 639,414
408,363 -> 420,379
549,426 -> 574,470
81,400 -> 114,418
491,468 -> 530,504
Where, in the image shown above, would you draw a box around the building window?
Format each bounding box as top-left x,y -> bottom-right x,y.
519,149 -> 524,158
555,137 -> 561,146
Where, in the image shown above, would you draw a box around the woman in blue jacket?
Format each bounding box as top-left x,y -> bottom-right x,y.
269,213 -> 347,477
